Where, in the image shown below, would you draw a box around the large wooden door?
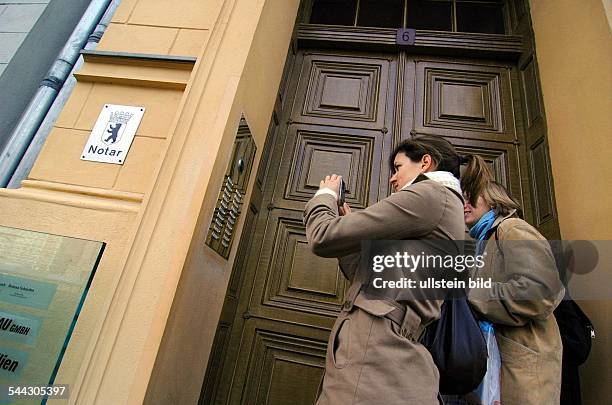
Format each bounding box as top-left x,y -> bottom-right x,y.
201,47 -> 528,405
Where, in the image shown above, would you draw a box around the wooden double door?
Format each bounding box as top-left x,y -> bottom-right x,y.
201,48 -> 536,405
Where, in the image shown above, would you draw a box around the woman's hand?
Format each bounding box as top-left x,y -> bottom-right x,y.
339,202 -> 352,216
319,174 -> 350,215
319,174 -> 342,195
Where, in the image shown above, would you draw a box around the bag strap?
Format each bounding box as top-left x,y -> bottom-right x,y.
494,226 -> 502,254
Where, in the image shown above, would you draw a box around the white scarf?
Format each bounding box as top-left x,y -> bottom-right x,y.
400,171 -> 462,195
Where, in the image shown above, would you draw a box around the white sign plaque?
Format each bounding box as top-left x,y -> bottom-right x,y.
80,104 -> 145,164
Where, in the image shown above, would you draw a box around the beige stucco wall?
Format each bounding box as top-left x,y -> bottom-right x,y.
529,0 -> 612,402
0,0 -> 299,404
143,0 -> 300,403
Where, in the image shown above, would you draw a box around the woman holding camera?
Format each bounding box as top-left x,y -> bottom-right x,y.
304,136 -> 465,405
461,154 -> 564,405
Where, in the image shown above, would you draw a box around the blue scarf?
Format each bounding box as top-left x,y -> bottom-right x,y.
469,210 -> 496,255
469,211 -> 498,337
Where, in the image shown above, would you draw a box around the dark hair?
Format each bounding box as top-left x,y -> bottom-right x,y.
389,135 -> 460,178
461,154 -> 523,217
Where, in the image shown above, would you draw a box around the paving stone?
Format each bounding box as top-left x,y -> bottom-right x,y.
0,32 -> 26,63
0,4 -> 47,32
0,1 -> 50,4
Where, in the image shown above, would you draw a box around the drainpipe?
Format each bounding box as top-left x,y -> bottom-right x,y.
0,0 -> 116,188
7,0 -> 121,188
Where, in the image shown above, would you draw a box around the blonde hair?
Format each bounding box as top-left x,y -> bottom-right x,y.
483,181 -> 523,218
461,154 -> 523,218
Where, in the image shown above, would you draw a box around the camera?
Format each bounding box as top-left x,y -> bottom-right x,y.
338,178 -> 346,207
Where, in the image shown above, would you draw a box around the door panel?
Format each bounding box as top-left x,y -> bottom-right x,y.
520,57 -> 543,133
413,60 -> 516,143
518,54 -> 559,238
528,139 -> 555,226
238,319 -> 327,405
274,124 -> 385,211
291,53 -> 394,130
257,210 -> 346,319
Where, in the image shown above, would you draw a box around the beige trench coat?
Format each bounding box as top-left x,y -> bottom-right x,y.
468,211 -> 565,405
304,175 -> 465,405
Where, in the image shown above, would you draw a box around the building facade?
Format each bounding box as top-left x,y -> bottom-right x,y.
0,0 -> 610,404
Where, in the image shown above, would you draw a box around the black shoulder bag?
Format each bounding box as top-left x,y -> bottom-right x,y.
420,298 -> 488,395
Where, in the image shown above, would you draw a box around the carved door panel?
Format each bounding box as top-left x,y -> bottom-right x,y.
409,58 -> 525,209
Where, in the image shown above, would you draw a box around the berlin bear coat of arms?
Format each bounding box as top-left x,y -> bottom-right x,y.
81,104 -> 145,164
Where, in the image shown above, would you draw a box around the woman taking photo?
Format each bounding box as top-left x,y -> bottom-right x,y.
461,154 -> 565,405
304,136 -> 465,405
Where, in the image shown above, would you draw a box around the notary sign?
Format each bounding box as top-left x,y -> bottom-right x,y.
80,104 -> 145,164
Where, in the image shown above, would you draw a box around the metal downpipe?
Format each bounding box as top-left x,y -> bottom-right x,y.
7,0 -> 120,188
0,0 -> 115,188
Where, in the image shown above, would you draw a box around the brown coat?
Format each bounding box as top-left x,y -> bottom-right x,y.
468,211 -> 565,405
304,176 -> 465,404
